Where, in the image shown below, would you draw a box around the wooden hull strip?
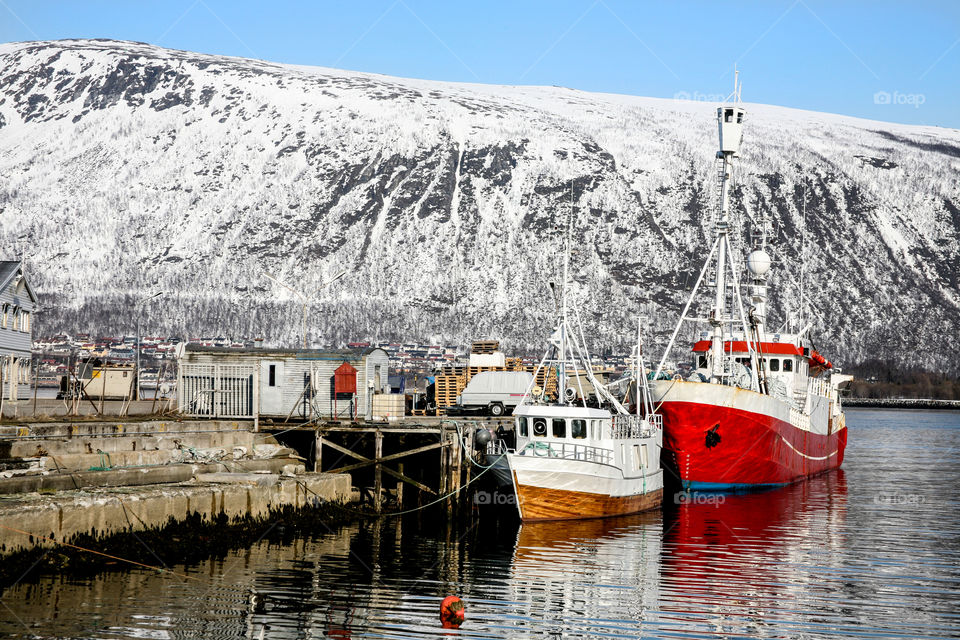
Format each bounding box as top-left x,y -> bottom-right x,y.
514,473 -> 663,521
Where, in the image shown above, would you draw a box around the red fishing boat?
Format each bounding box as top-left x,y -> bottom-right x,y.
651,75 -> 851,490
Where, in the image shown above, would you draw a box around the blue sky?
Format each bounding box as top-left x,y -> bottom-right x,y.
2,1 -> 958,128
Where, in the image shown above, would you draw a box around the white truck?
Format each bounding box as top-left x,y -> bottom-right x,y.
456,371 -> 533,416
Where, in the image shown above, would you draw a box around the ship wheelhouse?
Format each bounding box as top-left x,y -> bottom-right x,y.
509,404 -> 661,473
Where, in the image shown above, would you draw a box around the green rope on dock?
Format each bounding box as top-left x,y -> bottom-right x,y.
88,450 -> 113,472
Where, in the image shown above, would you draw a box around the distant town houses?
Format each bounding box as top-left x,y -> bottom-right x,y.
29,334 -> 634,383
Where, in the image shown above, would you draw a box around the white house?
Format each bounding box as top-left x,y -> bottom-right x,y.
0,261 -> 38,400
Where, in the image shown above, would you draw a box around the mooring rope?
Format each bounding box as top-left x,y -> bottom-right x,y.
297,445 -> 509,519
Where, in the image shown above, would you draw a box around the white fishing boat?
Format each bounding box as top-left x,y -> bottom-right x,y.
488,214 -> 663,521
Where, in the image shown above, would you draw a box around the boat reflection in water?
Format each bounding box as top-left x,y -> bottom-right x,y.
502,470 -> 848,638
509,511 -> 665,636
659,469 -> 848,635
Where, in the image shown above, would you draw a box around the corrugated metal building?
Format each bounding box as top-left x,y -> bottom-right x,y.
178,345 -> 390,419
0,261 -> 38,401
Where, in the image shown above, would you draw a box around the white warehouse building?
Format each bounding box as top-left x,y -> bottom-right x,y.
178,345 -> 391,421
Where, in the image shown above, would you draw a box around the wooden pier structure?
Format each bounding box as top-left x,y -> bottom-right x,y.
261,418 -> 511,514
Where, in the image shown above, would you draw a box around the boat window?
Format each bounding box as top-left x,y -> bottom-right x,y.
769,358 -> 780,372
783,359 -> 793,372
552,418 -> 566,438
533,418 -> 547,437
698,355 -> 707,368
725,108 -> 734,122
571,419 -> 586,439
518,417 -> 528,437
268,364 -> 277,387
736,111 -> 744,124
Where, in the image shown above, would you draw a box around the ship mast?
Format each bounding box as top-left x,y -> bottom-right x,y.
655,74 -> 756,384
710,72 -> 747,383
558,196 -> 572,403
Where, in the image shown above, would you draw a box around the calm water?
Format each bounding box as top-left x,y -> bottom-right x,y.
2,408 -> 959,639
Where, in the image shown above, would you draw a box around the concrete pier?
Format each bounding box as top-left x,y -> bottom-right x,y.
0,417 -> 355,557
0,472 -> 351,554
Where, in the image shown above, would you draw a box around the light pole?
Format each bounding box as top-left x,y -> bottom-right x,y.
263,271 -> 346,348
135,291 -> 163,400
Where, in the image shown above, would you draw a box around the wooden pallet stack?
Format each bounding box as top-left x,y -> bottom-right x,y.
532,365 -> 558,398
470,340 -> 500,354
438,364 -> 467,376
434,373 -> 466,416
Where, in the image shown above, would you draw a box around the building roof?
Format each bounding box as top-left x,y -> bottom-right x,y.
183,344 -> 385,360
0,260 -> 38,304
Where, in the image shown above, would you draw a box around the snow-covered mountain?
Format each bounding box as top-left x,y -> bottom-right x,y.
1,39 -> 958,371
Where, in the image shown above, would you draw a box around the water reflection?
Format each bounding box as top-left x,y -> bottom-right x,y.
660,470 -> 849,638
3,410 -> 960,639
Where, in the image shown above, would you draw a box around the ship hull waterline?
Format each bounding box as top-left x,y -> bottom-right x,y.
652,380 -> 847,491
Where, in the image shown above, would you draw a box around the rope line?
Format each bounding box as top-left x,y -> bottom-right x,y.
0,522 -> 238,589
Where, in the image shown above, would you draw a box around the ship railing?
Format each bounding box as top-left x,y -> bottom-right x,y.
789,406 -> 811,431
810,378 -> 829,398
611,414 -> 661,439
486,439 -> 509,456
521,441 -> 614,465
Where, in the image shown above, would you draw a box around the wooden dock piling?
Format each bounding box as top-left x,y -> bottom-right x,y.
373,430 -> 383,514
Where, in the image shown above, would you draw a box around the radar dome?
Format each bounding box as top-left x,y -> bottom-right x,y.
746,250 -> 771,276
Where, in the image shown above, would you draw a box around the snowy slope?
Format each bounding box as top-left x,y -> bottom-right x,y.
1,39 -> 958,370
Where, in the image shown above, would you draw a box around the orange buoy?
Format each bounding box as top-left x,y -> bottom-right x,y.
440,595 -> 465,628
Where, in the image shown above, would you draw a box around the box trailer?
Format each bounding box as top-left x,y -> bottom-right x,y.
456,371 -> 533,416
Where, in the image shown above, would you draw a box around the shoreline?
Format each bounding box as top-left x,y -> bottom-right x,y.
843,398 -> 960,410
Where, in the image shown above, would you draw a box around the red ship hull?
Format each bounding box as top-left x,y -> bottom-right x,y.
652,380 -> 847,490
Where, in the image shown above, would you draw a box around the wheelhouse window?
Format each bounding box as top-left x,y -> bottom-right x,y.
697,355 -> 707,368
517,416 -> 528,437
783,359 -> 793,372
552,418 -> 566,438
268,364 -> 277,387
769,358 -> 780,372
571,419 -> 586,439
532,418 -> 547,437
